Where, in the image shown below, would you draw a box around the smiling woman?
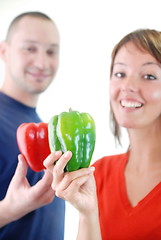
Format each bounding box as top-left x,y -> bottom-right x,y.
44,28 -> 161,240
96,29 -> 161,239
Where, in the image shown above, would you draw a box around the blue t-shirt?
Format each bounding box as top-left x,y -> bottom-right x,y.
0,92 -> 65,240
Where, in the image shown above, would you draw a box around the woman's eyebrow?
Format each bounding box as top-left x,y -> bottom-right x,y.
113,62 -> 127,66
142,62 -> 161,67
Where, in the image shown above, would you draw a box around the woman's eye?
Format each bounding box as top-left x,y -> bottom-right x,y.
114,72 -> 125,78
144,74 -> 156,80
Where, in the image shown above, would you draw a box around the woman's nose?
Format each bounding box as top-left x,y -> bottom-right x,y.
121,76 -> 139,92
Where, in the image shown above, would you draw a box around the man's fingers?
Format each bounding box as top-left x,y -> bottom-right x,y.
14,154 -> 28,182
35,169 -> 53,190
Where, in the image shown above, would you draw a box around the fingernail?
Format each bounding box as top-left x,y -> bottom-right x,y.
89,166 -> 95,171
64,151 -> 72,158
18,154 -> 22,163
54,150 -> 62,157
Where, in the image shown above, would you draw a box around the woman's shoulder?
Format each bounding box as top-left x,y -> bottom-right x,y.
93,152 -> 129,167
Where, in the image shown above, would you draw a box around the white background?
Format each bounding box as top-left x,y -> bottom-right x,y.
0,0 -> 160,239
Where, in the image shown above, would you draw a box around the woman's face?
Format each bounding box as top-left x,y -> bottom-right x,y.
110,41 -> 161,130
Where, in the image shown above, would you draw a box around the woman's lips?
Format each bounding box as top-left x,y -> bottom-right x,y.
121,100 -> 143,108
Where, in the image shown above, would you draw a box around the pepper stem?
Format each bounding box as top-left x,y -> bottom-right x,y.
69,108 -> 73,112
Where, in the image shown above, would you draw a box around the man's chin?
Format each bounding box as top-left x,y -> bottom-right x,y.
27,87 -> 46,95
29,83 -> 52,94
31,89 -> 47,95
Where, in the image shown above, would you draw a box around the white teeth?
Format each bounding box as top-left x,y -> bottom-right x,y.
121,100 -> 142,108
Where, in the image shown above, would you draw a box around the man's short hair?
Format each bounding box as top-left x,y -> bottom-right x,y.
6,11 -> 53,41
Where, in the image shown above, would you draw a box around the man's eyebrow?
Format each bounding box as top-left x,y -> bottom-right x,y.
50,43 -> 59,48
23,40 -> 59,48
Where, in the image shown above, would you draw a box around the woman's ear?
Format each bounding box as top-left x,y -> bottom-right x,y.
0,41 -> 8,62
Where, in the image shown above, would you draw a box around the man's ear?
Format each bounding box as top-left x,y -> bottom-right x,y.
0,41 -> 8,62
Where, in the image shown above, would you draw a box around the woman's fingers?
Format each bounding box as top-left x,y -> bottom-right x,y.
52,166 -> 95,192
52,151 -> 73,187
43,151 -> 63,172
44,151 -> 95,201
44,151 -> 73,186
55,173 -> 92,201
54,151 -> 72,174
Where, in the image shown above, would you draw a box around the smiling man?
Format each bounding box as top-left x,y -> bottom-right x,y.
1,12 -> 60,106
0,12 -> 65,240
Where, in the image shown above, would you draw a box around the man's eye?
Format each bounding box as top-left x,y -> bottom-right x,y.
47,49 -> 59,56
47,50 -> 54,55
144,74 -> 156,80
26,47 -> 36,52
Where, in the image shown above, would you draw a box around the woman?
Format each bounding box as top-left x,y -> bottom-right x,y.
44,29 -> 161,239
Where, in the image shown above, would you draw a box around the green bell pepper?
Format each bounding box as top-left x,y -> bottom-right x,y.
48,109 -> 96,172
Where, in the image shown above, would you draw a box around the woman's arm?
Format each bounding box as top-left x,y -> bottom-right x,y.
77,199 -> 101,240
44,151 -> 102,240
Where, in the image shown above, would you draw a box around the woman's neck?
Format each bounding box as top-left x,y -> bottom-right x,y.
127,125 -> 161,172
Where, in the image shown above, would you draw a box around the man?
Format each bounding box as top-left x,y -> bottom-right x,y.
0,12 -> 65,240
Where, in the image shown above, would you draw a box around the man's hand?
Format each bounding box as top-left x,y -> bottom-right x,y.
0,154 -> 55,227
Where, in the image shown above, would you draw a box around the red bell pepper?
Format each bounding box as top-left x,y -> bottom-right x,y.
16,122 -> 51,172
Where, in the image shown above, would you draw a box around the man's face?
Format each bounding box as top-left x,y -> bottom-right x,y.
5,16 -> 60,95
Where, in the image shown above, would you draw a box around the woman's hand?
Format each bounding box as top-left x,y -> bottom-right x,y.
44,151 -> 96,214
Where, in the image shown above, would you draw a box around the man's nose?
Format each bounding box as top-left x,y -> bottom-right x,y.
34,51 -> 49,69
